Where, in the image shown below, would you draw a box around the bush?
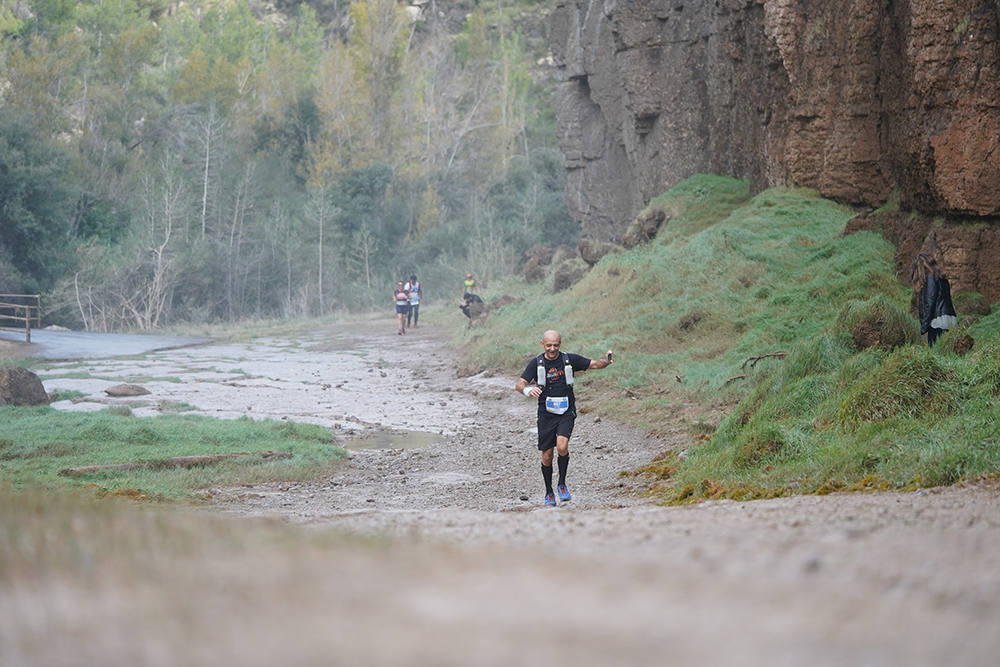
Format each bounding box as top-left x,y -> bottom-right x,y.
835,296 -> 920,351
833,346 -> 888,390
780,334 -> 850,383
837,346 -> 956,425
733,421 -> 787,468
937,321 -> 975,356
966,336 -> 1000,395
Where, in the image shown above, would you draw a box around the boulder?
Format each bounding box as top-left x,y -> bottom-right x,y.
105,384 -> 151,397
485,295 -> 523,314
553,259 -> 589,292
524,244 -> 555,266
551,243 -> 579,266
0,366 -> 49,406
622,210 -> 668,248
578,238 -> 621,266
523,258 -> 547,283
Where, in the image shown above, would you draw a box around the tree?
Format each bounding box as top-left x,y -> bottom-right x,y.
2,33 -> 86,134
191,101 -> 227,238
0,110 -> 75,292
347,220 -> 379,305
22,0 -> 76,38
347,0 -> 409,157
133,161 -> 184,329
310,40 -> 370,180
305,185 -> 341,314
1,0 -> 571,328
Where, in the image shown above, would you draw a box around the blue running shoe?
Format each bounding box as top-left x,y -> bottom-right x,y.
557,484 -> 571,502
544,492 -> 557,506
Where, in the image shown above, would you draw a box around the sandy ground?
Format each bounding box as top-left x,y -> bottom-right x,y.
0,337 -> 29,358
7,318 -> 1000,665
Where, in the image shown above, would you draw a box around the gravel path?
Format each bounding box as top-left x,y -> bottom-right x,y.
208,322 -> 663,519
33,318 -> 1000,665
203,320 -> 1000,665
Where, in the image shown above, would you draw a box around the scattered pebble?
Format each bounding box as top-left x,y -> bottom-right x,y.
802,554 -> 822,573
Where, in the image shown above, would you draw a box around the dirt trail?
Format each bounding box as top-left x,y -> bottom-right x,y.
25,318 -> 1000,665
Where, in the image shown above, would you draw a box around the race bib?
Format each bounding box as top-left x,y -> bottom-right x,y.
545,396 -> 569,415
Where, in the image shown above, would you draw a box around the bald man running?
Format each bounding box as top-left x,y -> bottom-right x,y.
515,330 -> 613,506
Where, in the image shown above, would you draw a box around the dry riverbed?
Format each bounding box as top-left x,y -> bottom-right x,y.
5,318 -> 1000,666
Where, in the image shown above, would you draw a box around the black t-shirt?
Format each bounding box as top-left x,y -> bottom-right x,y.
520,352 -> 591,416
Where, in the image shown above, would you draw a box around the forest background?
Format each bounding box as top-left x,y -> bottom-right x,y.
0,0 -> 575,330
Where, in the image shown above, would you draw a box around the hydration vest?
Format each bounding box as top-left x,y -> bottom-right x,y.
406,281 -> 420,303
536,353 -> 574,387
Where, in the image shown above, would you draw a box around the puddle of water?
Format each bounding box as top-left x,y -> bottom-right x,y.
345,430 -> 444,450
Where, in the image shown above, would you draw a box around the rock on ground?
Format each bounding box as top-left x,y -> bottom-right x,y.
0,366 -> 48,406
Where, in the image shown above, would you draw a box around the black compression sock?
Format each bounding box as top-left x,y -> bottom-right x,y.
557,453 -> 569,486
541,464 -> 553,494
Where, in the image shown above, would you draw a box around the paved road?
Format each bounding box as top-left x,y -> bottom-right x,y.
0,329 -> 212,360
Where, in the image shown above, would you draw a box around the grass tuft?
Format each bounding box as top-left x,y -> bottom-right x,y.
835,295 -> 920,351
837,346 -> 957,425
732,422 -> 787,468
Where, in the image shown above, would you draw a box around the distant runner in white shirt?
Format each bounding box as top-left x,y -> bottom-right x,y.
405,274 -> 422,328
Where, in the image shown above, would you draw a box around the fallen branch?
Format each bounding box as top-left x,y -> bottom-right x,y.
58,451 -> 293,477
724,374 -> 746,385
741,351 -> 787,369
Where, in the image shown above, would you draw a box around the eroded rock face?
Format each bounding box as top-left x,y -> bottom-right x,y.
0,367 -> 49,406
846,212 -> 1000,303
549,0 -> 1000,244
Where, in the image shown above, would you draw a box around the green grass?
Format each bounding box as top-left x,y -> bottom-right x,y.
452,175 -> 896,405
157,401 -> 198,413
452,173 -> 1000,501
47,389 -> 86,402
0,408 -> 344,501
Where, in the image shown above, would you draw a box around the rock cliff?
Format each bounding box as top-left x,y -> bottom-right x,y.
549,0 -> 1000,298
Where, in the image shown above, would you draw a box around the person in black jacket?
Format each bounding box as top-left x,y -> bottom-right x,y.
911,253 -> 957,346
458,292 -> 484,319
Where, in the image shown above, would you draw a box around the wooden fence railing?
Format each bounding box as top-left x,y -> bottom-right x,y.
0,294 -> 41,343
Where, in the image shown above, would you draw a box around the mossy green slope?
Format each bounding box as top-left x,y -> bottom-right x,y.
456,174 -> 1000,500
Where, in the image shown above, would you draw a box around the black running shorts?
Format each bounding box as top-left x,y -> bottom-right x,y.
537,411 -> 575,451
